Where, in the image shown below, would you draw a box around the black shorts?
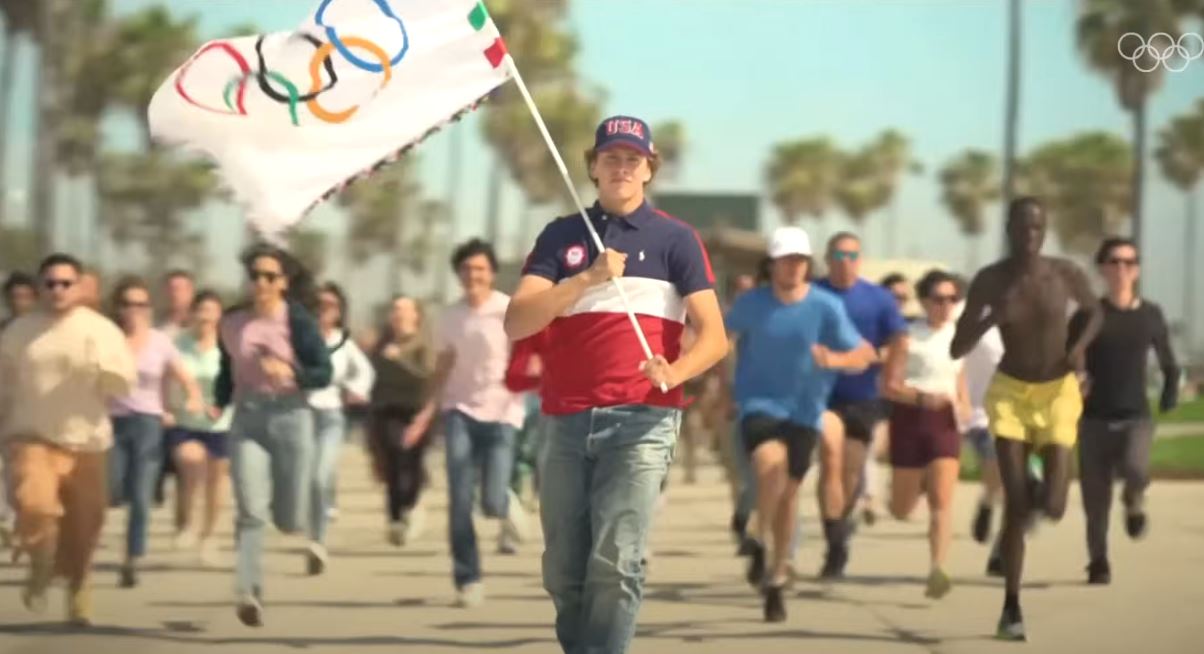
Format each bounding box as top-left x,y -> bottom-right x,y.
742,415 -> 819,481
831,399 -> 890,443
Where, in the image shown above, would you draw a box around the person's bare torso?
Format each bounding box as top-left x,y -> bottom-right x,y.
976,257 -> 1077,383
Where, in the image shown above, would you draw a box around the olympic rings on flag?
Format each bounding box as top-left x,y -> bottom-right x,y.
175,42 -> 252,116
256,34 -> 338,104
314,0 -> 409,73
306,37 -> 393,124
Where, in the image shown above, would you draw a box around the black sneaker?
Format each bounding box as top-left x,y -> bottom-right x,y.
972,505 -> 993,544
996,607 -> 1026,642
986,555 -> 1004,578
763,584 -> 786,623
1087,559 -> 1111,585
1125,512 -> 1147,540
819,546 -> 848,580
237,589 -> 264,627
737,536 -> 758,557
746,541 -> 766,586
118,565 -> 138,589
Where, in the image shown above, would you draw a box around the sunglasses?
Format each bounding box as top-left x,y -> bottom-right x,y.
249,270 -> 282,284
830,251 -> 860,262
1105,257 -> 1139,267
927,294 -> 959,305
43,279 -> 75,291
893,294 -> 910,304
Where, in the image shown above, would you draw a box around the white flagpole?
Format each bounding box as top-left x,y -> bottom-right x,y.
503,55 -> 667,393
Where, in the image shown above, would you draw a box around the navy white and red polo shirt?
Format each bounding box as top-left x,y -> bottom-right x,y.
521,200 -> 715,415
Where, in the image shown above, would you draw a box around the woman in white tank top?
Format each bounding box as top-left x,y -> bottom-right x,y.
881,270 -> 971,600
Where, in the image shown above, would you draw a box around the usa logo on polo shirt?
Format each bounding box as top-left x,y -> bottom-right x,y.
564,244 -> 587,269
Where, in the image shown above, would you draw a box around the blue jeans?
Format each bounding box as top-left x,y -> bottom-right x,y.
309,408 -> 346,545
230,394 -> 314,597
539,404 -> 679,654
108,413 -> 164,559
444,410 -> 516,588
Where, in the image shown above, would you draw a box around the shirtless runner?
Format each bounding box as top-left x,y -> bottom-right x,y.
950,197 -> 1102,641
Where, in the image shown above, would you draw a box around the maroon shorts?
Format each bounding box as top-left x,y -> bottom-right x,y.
888,402 -> 961,468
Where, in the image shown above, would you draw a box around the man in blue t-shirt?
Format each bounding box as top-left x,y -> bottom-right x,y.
814,232 -> 908,578
726,226 -> 873,623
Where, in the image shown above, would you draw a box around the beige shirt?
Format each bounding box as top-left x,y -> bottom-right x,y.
0,307 -> 136,452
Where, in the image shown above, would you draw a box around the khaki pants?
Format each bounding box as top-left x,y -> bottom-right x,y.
8,441 -> 107,586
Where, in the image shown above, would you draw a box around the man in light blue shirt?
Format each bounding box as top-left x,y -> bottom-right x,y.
726,226 -> 874,623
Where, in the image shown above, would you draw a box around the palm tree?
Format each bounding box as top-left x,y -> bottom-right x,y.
1001,0 -> 1023,237
0,0 -> 37,224
1018,131 -> 1132,256
939,150 -> 1001,270
835,145 -> 891,232
0,222 -> 36,271
652,120 -> 685,182
764,137 -> 844,229
1076,0 -> 1198,256
869,129 -> 922,256
106,6 -> 199,144
337,157 -> 422,295
288,228 -> 330,278
1154,101 -> 1204,353
31,0 -> 68,255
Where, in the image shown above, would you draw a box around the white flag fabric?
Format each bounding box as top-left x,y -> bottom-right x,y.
149,0 -> 510,236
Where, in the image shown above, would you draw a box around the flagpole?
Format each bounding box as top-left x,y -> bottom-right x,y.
503,55 -> 667,393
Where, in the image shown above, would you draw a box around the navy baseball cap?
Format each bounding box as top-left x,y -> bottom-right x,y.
594,115 -> 655,157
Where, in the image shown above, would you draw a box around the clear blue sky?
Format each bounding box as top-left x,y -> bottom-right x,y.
3,0 -> 1203,349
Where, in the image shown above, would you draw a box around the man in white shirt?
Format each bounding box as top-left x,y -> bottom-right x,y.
407,238 -> 526,607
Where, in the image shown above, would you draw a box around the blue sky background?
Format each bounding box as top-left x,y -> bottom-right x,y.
2,0 -> 1202,350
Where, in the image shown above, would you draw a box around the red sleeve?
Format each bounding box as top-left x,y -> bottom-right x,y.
505,332 -> 546,393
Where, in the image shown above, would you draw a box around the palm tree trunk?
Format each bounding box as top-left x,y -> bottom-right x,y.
1186,188 -> 1198,356
967,233 -> 981,273
438,128 -> 463,302
1130,99 -> 1146,270
0,30 -> 17,225
1000,0 -> 1021,248
31,0 -> 60,255
888,201 -> 899,258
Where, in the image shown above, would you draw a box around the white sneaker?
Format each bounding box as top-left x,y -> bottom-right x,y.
497,522 -> 519,555
198,538 -> 221,567
503,489 -> 529,542
326,507 -> 340,523
387,520 -> 406,547
455,582 -> 485,608
173,529 -> 198,551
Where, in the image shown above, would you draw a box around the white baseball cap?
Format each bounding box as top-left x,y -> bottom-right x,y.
768,226 -> 812,259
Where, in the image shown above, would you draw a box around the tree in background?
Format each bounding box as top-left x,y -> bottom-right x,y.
652,120 -> 685,182
1155,100 -> 1204,353
870,129 -> 923,257
939,150 -> 1001,270
0,0 -> 37,225
765,137 -> 844,229
1076,0 -> 1200,257
1018,131 -> 1132,257
835,144 -> 892,235
288,228 -> 330,279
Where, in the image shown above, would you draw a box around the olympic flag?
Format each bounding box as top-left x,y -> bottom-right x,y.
148,0 -> 510,236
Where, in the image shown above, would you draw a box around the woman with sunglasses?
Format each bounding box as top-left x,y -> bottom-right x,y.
164,290 -> 231,567
108,276 -> 204,589
215,244 -> 331,627
304,282 -> 374,574
1072,237 -> 1179,585
880,269 -> 970,600
367,296 -> 435,546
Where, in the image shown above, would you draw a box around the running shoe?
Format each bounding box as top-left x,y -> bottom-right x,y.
67,581 -> 93,627
972,505 -> 993,544
925,568 -> 952,599
497,521 -> 520,555
746,541 -> 766,586
387,520 -> 406,547
198,538 -> 221,568
455,582 -> 485,608
1125,512 -> 1147,540
306,542 -> 328,576
236,591 -> 264,627
819,546 -> 848,580
1087,558 -> 1111,585
986,555 -> 1004,578
21,551 -> 52,613
763,584 -> 787,623
119,563 -> 138,589
173,529 -> 198,551
996,610 -> 1027,642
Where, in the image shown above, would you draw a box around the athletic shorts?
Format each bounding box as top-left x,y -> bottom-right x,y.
741,414 -> 819,481
964,427 -> 995,462
166,428 -> 229,459
888,403 -> 961,468
985,372 -> 1081,449
830,399 -> 890,443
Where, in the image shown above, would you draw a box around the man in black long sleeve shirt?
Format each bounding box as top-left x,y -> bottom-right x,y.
1069,237 -> 1180,586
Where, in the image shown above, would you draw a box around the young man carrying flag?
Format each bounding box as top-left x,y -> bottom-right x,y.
505,116 -> 727,654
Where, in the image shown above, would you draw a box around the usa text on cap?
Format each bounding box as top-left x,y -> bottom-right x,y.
595,116 -> 655,157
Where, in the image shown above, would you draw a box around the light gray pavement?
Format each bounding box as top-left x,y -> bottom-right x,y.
2,445 -> 1204,654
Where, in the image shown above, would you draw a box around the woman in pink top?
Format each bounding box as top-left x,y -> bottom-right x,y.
107,276 -> 202,589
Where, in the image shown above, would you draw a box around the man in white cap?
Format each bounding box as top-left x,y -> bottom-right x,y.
725,226 -> 874,622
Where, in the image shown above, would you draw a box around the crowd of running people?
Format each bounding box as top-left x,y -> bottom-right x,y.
0,114 -> 1184,651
